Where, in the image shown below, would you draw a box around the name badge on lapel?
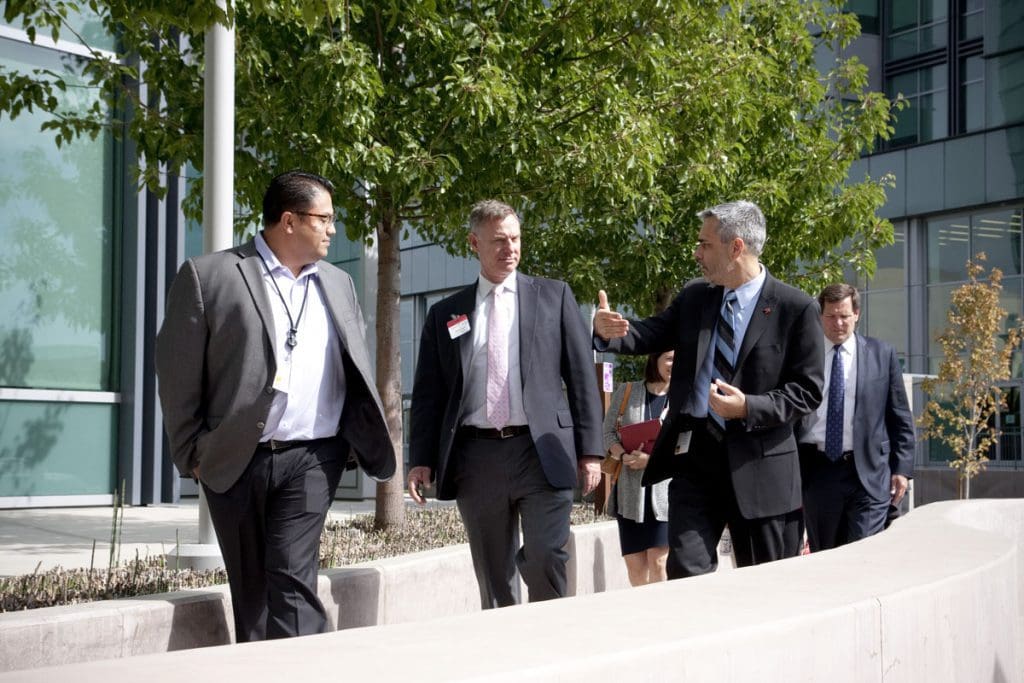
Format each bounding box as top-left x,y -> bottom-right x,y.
447,314 -> 470,339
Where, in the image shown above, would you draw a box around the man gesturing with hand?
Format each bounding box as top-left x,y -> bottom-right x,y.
594,200 -> 823,576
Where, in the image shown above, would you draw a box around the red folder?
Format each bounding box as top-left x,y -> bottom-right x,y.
617,418 -> 662,454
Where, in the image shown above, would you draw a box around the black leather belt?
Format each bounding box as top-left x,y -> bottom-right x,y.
257,437 -> 334,453
820,449 -> 854,462
458,425 -> 530,440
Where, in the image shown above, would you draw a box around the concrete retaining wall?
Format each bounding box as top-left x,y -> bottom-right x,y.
2,501 -> 1020,682
1,521 -> 671,672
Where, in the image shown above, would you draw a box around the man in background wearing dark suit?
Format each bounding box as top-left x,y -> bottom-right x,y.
594,200 -> 823,577
797,283 -> 915,551
156,171 -> 394,641
407,199 -> 603,609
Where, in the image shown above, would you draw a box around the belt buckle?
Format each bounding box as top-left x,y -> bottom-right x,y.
497,426 -> 514,439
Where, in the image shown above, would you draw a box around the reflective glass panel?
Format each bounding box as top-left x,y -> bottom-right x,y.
986,52 -> 1024,128
927,216 -> 971,283
960,56 -> 985,133
864,289 -> 907,355
0,38 -> 115,391
972,209 -> 1023,277
871,222 -> 906,290
0,401 -> 116,497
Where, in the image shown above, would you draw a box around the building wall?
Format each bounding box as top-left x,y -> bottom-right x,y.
851,0 -> 1024,477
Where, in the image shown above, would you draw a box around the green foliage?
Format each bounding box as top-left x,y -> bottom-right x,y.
918,254 -> 1024,498
0,0 -> 895,313
0,505 -> 603,611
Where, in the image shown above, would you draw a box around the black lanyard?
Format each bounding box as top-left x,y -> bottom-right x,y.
259,257 -> 311,350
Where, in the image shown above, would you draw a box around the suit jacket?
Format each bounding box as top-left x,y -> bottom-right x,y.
597,272 -> 824,519
797,333 -> 916,502
409,272 -> 603,500
155,239 -> 395,494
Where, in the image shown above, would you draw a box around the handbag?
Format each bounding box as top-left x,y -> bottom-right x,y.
600,383 -> 632,485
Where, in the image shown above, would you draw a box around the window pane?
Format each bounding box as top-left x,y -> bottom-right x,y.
888,31 -> 918,60
864,289 -> 907,355
919,90 -> 948,141
0,6 -> 114,52
986,52 -> 1024,128
927,283 -> 956,359
997,386 -> 1022,462
961,7 -> 984,41
846,0 -> 880,33
928,216 -> 971,283
0,401 -> 116,497
960,56 -> 985,133
921,0 -> 948,23
919,22 -> 947,52
889,0 -> 917,32
972,209 -> 1023,276
987,0 -> 1024,53
0,38 -> 115,391
872,222 -> 906,290
400,298 -> 415,390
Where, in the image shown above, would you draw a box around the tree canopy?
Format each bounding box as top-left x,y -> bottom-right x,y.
1,0 -> 898,523
3,0 -> 895,309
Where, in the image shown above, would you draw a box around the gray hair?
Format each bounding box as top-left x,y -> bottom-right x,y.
697,200 -> 766,257
469,199 -> 518,234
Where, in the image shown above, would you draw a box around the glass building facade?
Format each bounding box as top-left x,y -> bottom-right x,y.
846,0 -> 1024,497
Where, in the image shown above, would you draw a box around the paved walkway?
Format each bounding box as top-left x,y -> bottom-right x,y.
0,498 -> 384,577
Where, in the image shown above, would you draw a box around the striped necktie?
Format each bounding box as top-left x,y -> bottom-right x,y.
709,290 -> 737,435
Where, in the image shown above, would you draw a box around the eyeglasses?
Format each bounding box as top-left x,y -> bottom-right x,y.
293,211 -> 335,227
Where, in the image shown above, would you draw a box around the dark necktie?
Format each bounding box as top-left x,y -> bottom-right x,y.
709,291 -> 738,434
825,344 -> 844,461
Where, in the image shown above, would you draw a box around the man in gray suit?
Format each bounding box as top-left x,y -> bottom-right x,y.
156,171 -> 394,642
407,200 -> 603,609
797,283 -> 915,551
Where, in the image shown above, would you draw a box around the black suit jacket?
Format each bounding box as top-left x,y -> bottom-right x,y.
797,333 -> 916,502
409,272 -> 603,500
596,272 -> 824,519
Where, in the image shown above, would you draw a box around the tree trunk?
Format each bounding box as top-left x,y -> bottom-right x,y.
373,210 -> 406,529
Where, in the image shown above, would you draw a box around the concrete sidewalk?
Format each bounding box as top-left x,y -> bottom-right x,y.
0,498 -> 383,577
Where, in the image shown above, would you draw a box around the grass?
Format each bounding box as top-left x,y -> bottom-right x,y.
0,504 -> 607,612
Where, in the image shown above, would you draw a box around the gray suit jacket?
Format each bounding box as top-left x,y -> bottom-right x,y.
409,272 -> 603,499
155,239 -> 395,493
797,333 -> 915,502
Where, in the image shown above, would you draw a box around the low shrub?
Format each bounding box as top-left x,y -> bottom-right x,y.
1,504 -> 606,612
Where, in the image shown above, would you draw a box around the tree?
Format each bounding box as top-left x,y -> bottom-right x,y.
918,254 -> 1024,499
1,0 -> 898,524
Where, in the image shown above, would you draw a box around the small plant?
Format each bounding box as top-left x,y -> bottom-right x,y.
1,504 -> 605,612
919,254 -> 1024,499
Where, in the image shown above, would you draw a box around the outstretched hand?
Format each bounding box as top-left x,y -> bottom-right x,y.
594,290 -> 629,340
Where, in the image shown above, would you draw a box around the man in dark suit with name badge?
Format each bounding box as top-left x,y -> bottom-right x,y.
407,199 -> 603,609
594,200 -> 823,577
797,283 -> 915,551
156,171 -> 394,642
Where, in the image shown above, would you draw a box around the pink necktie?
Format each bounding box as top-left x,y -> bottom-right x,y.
486,284 -> 511,429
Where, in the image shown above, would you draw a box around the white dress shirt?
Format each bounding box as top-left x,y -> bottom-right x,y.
460,271 -> 527,428
805,334 -> 857,452
255,233 -> 345,441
